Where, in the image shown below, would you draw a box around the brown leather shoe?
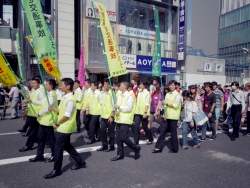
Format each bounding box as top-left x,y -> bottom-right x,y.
181,147 -> 188,150
192,145 -> 201,149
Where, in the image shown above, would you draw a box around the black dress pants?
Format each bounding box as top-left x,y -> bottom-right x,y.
247,111 -> 250,134
116,123 -> 138,156
76,110 -> 81,132
0,95 -> 5,105
54,132 -> 83,172
25,116 -> 39,148
155,119 -> 179,152
231,104 -> 242,137
88,115 -> 100,141
83,113 -> 91,132
23,116 -> 31,132
37,124 -> 56,158
100,118 -> 115,147
134,114 -> 153,144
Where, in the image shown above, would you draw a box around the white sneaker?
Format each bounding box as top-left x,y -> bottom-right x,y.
187,133 -> 192,138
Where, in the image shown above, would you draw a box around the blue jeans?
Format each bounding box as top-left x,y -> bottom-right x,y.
201,112 -> 216,138
182,121 -> 199,147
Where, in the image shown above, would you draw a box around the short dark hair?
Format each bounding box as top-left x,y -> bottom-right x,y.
182,90 -> 193,100
86,79 -> 92,85
139,80 -> 148,87
114,82 -> 120,87
128,83 -> 134,90
46,79 -> 56,90
32,77 -> 41,84
204,82 -> 213,90
91,81 -> 98,87
61,78 -> 74,91
104,79 -> 110,85
169,80 -> 177,85
176,82 -> 180,86
121,81 -> 129,89
211,81 -> 218,86
152,77 -> 159,83
231,81 -> 239,87
74,80 -> 80,85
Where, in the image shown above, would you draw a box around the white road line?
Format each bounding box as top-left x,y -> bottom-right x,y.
0,128 -> 244,166
0,132 -> 21,136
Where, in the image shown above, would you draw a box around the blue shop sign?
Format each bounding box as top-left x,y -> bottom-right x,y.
136,55 -> 177,71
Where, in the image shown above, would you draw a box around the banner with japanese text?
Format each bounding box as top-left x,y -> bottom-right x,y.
26,36 -> 61,83
78,46 -> 85,86
23,0 -> 57,59
94,2 -> 127,77
16,31 -> 25,82
0,52 -> 18,86
152,8 -> 162,77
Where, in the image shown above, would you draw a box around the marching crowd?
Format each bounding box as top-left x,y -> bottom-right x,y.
1,76 -> 250,179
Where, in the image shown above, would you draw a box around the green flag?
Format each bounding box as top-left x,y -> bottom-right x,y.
152,8 -> 162,77
16,31 -> 25,82
23,0 -> 57,59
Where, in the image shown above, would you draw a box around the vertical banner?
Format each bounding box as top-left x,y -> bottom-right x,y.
178,0 -> 185,60
23,0 -> 57,59
78,46 -> 85,86
16,31 -> 25,82
152,8 -> 162,77
94,2 -> 127,77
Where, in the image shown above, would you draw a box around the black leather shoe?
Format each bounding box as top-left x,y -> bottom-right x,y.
231,136 -> 236,141
71,161 -> 86,170
111,155 -> 124,161
86,140 -> 95,145
29,156 -> 44,162
44,156 -> 54,163
95,137 -> 101,142
18,129 -> 26,133
44,170 -> 62,179
169,150 -> 178,153
152,149 -> 162,153
134,146 -> 141,160
45,144 -> 51,148
104,147 -> 115,152
19,146 -> 32,152
96,146 -> 108,151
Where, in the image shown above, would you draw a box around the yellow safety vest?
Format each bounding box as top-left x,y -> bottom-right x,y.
89,90 -> 101,115
135,89 -> 151,116
27,88 -> 43,117
73,88 -> 84,110
82,88 -> 92,109
165,91 -> 181,120
115,92 -> 134,125
101,91 -> 113,119
37,91 -> 58,126
57,94 -> 77,133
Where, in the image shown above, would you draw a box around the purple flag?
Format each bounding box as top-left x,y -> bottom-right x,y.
78,46 -> 85,86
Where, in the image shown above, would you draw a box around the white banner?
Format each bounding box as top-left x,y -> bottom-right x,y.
121,54 -> 136,68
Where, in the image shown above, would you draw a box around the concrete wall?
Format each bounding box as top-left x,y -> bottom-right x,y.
57,0 -> 75,78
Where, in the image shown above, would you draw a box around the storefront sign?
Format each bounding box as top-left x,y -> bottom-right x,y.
121,54 -> 136,68
178,0 -> 185,60
136,55 -> 177,71
118,25 -> 168,41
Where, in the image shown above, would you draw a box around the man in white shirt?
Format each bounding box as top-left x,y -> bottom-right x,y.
4,86 -> 20,119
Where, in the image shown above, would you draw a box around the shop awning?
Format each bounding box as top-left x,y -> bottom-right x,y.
136,70 -> 180,76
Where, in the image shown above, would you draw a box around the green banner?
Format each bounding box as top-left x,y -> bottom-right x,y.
16,31 -> 25,82
152,8 -> 162,77
23,0 -> 57,59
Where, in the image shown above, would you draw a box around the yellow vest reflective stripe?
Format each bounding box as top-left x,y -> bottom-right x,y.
27,88 -> 43,116
101,91 -> 113,119
89,90 -> 101,115
82,88 -> 92,108
37,92 -> 58,126
165,92 -> 181,120
115,92 -> 134,125
73,89 -> 84,110
57,94 -> 77,133
135,90 -> 151,116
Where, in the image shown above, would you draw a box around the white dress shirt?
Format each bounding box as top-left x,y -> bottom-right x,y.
119,91 -> 134,112
56,89 -> 64,100
227,90 -> 246,111
167,90 -> 181,108
58,92 -> 75,118
39,91 -> 56,116
74,87 -> 83,101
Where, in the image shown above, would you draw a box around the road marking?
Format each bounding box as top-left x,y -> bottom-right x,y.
0,132 -> 21,136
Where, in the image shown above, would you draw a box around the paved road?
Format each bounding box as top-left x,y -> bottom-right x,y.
0,109 -> 250,188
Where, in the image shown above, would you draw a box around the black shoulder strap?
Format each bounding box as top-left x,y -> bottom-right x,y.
232,93 -> 241,104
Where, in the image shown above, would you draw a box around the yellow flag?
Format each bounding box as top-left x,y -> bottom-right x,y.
0,52 -> 18,86
94,2 -> 127,77
26,36 -> 61,83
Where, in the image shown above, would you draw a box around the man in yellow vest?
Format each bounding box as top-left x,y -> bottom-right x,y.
82,82 -> 102,144
19,78 -> 45,152
152,80 -> 181,153
134,81 -> 154,145
29,79 -> 57,163
44,78 -> 86,179
82,79 -> 92,137
112,82 -> 141,161
97,79 -> 115,152
73,80 -> 84,133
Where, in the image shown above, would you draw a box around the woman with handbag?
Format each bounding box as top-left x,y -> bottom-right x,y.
181,90 -> 200,150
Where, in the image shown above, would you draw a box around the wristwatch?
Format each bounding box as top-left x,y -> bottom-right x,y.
144,112 -> 147,114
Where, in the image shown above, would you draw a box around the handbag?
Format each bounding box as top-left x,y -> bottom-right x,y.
193,107 -> 208,126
